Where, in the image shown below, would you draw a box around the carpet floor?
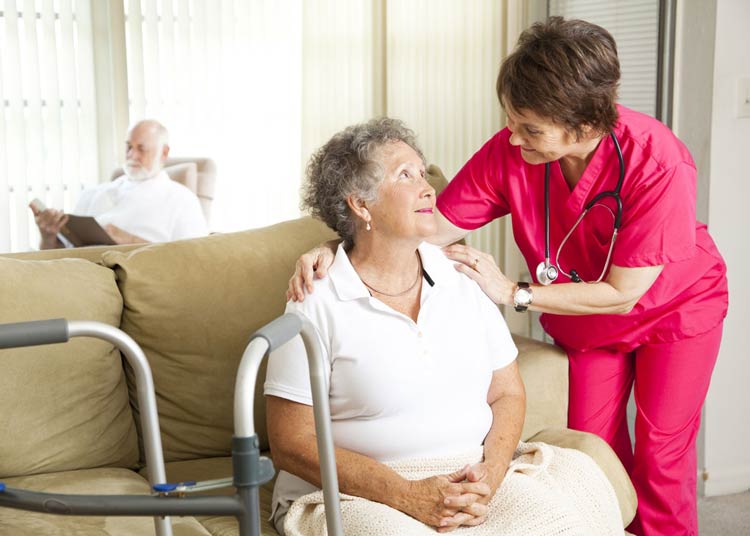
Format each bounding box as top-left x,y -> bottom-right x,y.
698,491 -> 750,535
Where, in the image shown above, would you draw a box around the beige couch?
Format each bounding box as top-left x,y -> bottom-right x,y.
0,203 -> 636,534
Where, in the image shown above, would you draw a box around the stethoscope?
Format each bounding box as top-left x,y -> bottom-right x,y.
536,132 -> 625,285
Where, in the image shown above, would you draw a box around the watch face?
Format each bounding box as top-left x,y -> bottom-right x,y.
516,288 -> 532,306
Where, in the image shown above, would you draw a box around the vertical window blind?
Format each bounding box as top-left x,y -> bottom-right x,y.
0,0 -> 99,252
301,0 -> 378,170
549,0 -> 660,116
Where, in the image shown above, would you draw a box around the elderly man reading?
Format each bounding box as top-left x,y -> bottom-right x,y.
264,118 -> 623,535
30,119 -> 208,249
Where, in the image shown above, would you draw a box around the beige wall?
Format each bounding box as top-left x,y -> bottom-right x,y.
703,0 -> 750,497
674,0 -> 750,497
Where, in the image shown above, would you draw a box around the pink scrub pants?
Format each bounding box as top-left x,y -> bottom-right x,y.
566,323 -> 723,536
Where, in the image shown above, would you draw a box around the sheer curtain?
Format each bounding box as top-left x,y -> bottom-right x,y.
123,0 -> 303,232
301,0 -> 379,171
0,0 -> 99,252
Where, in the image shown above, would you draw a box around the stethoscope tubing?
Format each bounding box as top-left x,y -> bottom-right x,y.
540,131 -> 625,283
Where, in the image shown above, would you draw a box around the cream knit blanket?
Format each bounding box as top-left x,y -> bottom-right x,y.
284,442 -> 622,535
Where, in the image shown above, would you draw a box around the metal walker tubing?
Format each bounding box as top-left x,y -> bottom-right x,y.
0,313 -> 344,536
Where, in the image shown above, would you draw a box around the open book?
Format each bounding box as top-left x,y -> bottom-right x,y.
30,198 -> 116,247
59,215 -> 116,247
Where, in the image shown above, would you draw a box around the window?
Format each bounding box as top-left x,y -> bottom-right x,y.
123,0 -> 303,233
0,0 -> 99,252
1,0 -> 532,254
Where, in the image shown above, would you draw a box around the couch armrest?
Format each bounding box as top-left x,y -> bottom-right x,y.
528,427 -> 637,527
513,334 -> 568,440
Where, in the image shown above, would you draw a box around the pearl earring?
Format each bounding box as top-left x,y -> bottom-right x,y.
366,220 -> 371,231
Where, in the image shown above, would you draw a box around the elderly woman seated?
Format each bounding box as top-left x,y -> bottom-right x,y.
264,118 -> 622,535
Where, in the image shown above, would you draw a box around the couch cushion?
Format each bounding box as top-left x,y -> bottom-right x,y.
0,257 -> 138,478
0,467 -> 211,535
102,217 -> 337,462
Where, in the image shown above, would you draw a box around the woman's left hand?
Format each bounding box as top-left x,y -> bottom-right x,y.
443,244 -> 514,306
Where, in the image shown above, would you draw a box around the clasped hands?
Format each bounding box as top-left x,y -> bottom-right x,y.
406,461 -> 502,532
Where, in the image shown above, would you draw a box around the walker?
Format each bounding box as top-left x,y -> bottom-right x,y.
0,313 -> 343,536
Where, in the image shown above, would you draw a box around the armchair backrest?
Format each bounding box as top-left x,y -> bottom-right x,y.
111,157 -> 217,222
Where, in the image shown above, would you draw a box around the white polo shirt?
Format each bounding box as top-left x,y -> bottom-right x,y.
265,242 -> 517,530
73,171 -> 208,242
268,241 -> 516,451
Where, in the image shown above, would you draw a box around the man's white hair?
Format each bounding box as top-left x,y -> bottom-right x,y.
129,119 -> 169,147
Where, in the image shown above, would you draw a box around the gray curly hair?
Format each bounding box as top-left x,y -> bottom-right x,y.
302,117 -> 425,245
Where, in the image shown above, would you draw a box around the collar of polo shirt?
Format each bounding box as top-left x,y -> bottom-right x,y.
329,242 -> 463,302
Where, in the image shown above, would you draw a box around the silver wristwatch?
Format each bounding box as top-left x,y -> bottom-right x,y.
513,282 -> 533,312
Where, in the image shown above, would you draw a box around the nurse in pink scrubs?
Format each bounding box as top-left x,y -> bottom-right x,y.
288,17 -> 727,536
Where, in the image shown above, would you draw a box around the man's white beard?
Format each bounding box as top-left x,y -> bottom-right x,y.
124,160 -> 161,181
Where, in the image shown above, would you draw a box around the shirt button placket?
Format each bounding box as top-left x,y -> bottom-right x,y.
417,330 -> 429,357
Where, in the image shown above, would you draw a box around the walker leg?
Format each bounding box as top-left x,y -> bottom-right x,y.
238,486 -> 260,536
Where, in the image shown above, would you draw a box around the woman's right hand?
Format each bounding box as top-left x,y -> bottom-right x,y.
398,469 -> 491,531
286,240 -> 338,302
31,206 -> 68,249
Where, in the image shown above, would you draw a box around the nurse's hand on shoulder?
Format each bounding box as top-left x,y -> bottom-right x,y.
286,239 -> 339,302
443,244 -> 514,306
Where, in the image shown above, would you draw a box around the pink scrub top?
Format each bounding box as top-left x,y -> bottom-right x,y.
437,105 -> 728,352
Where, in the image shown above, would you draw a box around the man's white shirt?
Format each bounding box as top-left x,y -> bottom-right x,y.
73,171 -> 208,243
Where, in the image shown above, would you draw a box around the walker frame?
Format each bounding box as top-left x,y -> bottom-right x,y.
0,313 -> 343,536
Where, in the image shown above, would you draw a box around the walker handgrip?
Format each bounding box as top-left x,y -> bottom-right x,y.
0,319 -> 69,349
250,313 -> 302,351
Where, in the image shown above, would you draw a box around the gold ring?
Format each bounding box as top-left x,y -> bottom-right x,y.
471,258 -> 479,270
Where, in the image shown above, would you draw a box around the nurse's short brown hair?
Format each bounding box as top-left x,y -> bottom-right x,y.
497,17 -> 620,139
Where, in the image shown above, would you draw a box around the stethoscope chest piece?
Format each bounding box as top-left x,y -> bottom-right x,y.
535,131 -> 625,286
536,260 -> 558,286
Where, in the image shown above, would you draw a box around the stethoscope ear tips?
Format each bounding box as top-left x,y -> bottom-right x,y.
570,270 -> 582,283
536,261 -> 558,286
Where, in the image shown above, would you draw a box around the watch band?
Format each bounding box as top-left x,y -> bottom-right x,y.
513,281 -> 531,312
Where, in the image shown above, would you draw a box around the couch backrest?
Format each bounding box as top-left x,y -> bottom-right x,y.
102,217 -> 337,461
513,335 -> 568,440
3,242 -> 145,263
